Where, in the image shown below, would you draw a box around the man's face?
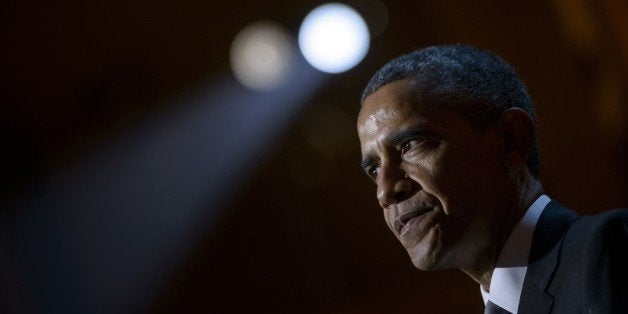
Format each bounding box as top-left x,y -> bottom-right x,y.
357,79 -> 516,271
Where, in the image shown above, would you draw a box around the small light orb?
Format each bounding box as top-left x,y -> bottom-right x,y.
230,21 -> 294,91
298,3 -> 370,74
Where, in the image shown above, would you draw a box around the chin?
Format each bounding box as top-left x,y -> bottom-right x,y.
407,246 -> 446,271
404,229 -> 449,271
409,255 -> 442,271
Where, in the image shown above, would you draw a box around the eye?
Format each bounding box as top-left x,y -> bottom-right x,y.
366,164 -> 380,179
401,140 -> 420,154
400,139 -> 439,156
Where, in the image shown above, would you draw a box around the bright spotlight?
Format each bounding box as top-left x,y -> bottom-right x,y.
298,3 -> 370,74
230,21 -> 294,91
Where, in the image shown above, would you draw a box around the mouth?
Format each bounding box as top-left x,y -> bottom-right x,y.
394,207 -> 432,235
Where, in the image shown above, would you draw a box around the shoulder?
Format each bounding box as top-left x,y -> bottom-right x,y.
581,208 -> 628,224
561,208 -> 628,260
523,204 -> 628,312
561,208 -> 628,312
566,208 -> 628,244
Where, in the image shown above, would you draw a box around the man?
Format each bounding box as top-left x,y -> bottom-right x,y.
356,45 -> 628,313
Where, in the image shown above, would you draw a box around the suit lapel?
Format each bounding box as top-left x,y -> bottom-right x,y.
517,201 -> 580,314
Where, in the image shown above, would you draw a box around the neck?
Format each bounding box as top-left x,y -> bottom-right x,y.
464,172 -> 544,291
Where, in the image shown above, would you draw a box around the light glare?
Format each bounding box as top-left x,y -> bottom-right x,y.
230,21 -> 293,91
299,3 -> 370,73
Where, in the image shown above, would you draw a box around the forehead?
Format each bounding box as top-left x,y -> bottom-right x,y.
357,79 -> 479,148
357,79 -> 427,139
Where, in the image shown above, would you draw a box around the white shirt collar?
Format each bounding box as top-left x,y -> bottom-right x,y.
480,195 -> 550,313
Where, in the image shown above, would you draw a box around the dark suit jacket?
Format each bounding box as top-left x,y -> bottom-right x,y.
517,201 -> 628,314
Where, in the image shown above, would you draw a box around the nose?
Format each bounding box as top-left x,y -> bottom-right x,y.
376,163 -> 414,208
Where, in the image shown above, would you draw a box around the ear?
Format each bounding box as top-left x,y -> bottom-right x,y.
497,108 -> 536,167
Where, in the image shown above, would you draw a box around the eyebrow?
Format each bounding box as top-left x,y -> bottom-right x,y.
387,127 -> 438,147
360,155 -> 375,173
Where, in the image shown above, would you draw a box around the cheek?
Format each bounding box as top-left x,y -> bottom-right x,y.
438,150 -> 509,215
414,150 -> 482,213
404,151 -> 438,182
405,152 -> 447,198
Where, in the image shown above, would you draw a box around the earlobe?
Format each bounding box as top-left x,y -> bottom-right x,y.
497,108 -> 536,163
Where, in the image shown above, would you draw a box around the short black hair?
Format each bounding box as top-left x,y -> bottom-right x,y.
361,44 -> 540,177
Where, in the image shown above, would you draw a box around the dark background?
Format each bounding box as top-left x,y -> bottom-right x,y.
1,0 -> 627,313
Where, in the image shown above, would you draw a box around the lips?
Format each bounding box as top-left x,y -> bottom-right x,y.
394,207 -> 432,235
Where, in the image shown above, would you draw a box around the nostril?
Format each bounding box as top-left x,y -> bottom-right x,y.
393,178 -> 413,202
394,189 -> 407,201
376,168 -> 414,205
